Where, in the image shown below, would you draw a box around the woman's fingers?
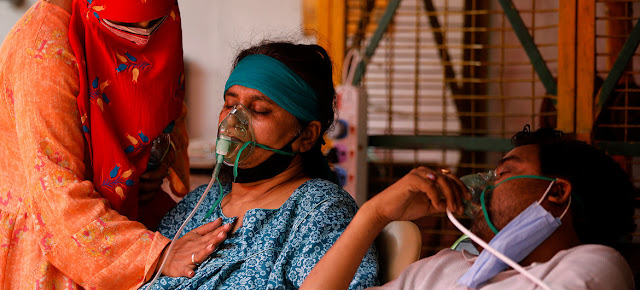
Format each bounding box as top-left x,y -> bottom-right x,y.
191,226 -> 231,265
189,219 -> 234,262
161,218 -> 235,278
193,218 -> 224,235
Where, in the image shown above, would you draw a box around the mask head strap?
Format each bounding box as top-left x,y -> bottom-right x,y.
232,141 -> 299,182
535,178 -> 572,220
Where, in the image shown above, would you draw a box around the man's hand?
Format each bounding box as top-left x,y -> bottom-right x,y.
365,166 -> 470,225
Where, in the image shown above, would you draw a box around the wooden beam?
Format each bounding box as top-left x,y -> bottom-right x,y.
302,0 -> 346,85
557,0 -> 577,133
329,0 -> 346,85
576,0 -> 595,142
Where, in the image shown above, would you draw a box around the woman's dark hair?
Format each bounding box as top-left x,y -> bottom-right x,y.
511,125 -> 637,249
232,41 -> 337,182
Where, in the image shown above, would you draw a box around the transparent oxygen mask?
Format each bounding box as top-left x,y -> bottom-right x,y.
147,133 -> 171,170
459,170 -> 496,218
217,103 -> 255,166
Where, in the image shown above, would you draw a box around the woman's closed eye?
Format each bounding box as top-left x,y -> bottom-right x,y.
249,105 -> 271,116
251,109 -> 270,116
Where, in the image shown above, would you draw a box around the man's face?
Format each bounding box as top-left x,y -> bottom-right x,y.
470,144 -> 552,241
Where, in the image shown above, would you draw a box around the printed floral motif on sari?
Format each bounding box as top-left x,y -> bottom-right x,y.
71,212 -> 117,257
140,230 -> 154,243
50,29 -> 77,67
85,0 -> 104,20
36,140 -> 71,171
100,164 -> 134,199
12,223 -> 28,244
35,260 -> 78,290
124,131 -> 150,155
115,52 -> 150,83
169,8 -> 178,21
81,114 -> 89,133
173,73 -> 184,101
4,86 -> 15,121
26,39 -> 51,61
34,140 -> 78,191
40,232 -> 54,252
34,213 -> 46,229
89,77 -> 110,112
0,191 -> 17,208
24,29 -> 76,68
0,214 -> 16,249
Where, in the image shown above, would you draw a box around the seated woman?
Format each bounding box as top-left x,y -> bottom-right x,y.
145,41 -> 378,289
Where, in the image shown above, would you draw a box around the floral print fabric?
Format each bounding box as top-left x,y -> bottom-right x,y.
0,1 -> 189,288
146,179 -> 379,289
69,0 -> 185,218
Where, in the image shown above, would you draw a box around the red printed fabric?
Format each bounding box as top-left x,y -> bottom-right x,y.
68,0 -> 185,219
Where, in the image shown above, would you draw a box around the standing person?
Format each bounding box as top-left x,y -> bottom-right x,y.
0,0 -> 231,288
144,41 -> 379,289
301,126 -> 636,289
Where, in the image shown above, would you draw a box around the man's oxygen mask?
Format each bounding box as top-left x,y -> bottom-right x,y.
217,103 -> 255,166
459,170 -> 496,217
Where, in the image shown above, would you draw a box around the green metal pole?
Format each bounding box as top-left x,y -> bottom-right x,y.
352,0 -> 402,86
497,0 -> 557,96
597,17 -> 640,114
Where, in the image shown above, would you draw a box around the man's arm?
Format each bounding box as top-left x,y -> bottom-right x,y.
301,167 -> 469,289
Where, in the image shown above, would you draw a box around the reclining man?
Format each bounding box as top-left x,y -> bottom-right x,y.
302,126 -> 636,289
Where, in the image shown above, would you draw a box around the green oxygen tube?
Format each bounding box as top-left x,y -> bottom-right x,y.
146,136 -> 231,288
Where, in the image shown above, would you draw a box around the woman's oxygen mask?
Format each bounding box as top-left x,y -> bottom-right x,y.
217,103 -> 255,167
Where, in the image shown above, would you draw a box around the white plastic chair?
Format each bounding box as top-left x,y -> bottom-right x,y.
375,221 -> 422,284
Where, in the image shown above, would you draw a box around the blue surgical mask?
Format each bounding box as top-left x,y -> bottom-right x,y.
457,175 -> 572,289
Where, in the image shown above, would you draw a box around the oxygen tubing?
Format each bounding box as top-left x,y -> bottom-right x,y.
446,209 -> 552,290
146,137 -> 231,288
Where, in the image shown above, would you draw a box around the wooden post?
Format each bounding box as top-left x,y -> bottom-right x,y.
575,0 -> 595,142
303,0 -> 346,85
557,0 -> 576,134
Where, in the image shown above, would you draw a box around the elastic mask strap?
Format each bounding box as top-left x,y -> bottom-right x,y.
254,143 -> 297,156
233,141 -> 254,181
535,178 -> 572,220
481,175 -> 558,235
232,141 -> 299,181
495,175 -> 557,187
536,179 -> 557,204
560,195 -> 572,219
480,189 -> 499,234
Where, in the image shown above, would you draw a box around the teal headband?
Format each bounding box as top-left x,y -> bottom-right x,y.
224,54 -> 320,123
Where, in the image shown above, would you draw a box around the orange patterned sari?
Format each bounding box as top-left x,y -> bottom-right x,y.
0,1 -> 189,288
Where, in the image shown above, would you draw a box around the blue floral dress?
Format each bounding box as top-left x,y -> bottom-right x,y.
144,178 -> 379,289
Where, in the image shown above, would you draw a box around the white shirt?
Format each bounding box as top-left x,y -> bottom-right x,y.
370,244 -> 634,289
